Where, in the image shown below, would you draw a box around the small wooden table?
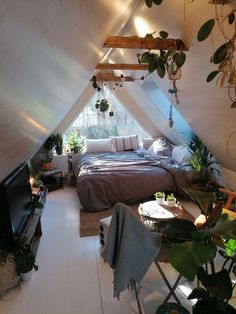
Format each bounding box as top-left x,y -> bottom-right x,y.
138,200 -> 194,230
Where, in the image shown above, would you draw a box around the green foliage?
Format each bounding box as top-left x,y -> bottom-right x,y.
66,129 -> 84,151
166,193 -> 175,200
197,19 -> 215,42
138,31 -> 186,80
154,191 -> 165,198
53,133 -> 63,155
95,99 -> 109,112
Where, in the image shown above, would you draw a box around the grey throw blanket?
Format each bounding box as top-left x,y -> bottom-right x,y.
102,203 -> 162,298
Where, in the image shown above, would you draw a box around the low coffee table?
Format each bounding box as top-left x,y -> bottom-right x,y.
138,200 -> 194,230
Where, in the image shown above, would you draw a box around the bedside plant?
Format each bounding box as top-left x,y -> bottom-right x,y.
154,191 -> 165,205
166,193 -> 176,207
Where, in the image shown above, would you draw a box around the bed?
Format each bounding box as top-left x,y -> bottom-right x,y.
74,137 -> 185,212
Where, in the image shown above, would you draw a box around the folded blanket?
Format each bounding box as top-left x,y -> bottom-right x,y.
102,202 -> 162,298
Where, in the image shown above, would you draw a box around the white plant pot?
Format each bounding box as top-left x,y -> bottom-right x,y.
167,199 -> 176,207
20,270 -> 33,282
156,197 -> 165,205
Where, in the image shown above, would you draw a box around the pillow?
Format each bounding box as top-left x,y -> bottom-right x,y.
141,138 -> 156,150
147,137 -> 173,157
110,135 -> 139,152
84,138 -> 115,153
171,145 -> 192,164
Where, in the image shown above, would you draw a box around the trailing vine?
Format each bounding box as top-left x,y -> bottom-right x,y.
144,0 -> 236,108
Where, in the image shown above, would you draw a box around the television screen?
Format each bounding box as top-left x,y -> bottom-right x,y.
0,162 -> 33,237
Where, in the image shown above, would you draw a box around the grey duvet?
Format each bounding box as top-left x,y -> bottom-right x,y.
74,148 -> 181,212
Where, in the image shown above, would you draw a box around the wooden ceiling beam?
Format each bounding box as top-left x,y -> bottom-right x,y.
95,63 -> 148,70
91,72 -> 134,82
103,36 -> 188,51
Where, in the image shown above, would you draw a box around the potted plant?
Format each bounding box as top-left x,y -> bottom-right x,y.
154,191 -> 165,205
185,133 -> 220,188
38,135 -> 55,171
66,129 -> 83,153
166,193 -> 176,207
53,133 -> 63,155
95,99 -> 109,112
13,235 -> 38,282
157,187 -> 236,314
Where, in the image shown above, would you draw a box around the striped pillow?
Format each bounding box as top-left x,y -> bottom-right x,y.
110,135 -> 139,152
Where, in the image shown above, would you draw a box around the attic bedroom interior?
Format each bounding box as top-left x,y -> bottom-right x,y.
0,0 -> 236,313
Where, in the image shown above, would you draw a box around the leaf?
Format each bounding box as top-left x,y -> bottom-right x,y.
157,65 -> 165,78
170,241 -> 217,281
147,54 -> 158,73
206,70 -> 220,82
173,52 -> 186,68
213,42 -> 229,64
197,267 -> 232,299
140,52 -> 150,63
145,0 -> 153,8
228,13 -> 235,25
32,201 -> 44,209
231,101 -> 236,108
159,31 -> 168,39
197,19 -> 215,42
153,0 -> 163,4
188,287 -> 210,300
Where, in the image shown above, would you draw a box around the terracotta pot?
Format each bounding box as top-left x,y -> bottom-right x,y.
42,162 -> 52,171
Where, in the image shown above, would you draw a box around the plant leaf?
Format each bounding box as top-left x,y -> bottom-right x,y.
145,0 -> 153,8
228,12 -> 235,25
206,70 -> 220,82
147,54 -> 158,73
140,52 -> 150,63
157,64 -> 165,78
197,267 -> 232,299
231,101 -> 236,108
153,0 -> 163,4
213,42 -> 229,64
170,241 -> 217,281
173,52 -> 186,68
197,19 -> 215,42
188,287 -> 210,300
159,31 -> 168,39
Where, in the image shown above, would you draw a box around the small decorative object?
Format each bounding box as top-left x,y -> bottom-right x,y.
95,98 -> 109,112
154,191 -> 165,205
166,193 -> 176,207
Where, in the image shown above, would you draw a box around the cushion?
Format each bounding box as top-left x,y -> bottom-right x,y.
110,135 -> 139,152
147,137 -> 173,157
84,138 -> 115,153
171,145 -> 192,164
141,138 -> 156,150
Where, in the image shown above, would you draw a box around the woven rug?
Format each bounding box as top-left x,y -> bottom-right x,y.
79,203 -> 140,237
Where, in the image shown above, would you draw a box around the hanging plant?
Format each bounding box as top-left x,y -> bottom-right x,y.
137,31 -> 186,104
95,99 -> 109,112
144,0 -> 236,108
197,7 -> 236,108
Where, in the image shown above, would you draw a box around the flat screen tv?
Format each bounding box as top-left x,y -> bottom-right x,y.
0,162 -> 33,241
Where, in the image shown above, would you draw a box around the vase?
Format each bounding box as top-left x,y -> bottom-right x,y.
20,270 -> 33,282
167,199 -> 176,207
156,197 -> 165,205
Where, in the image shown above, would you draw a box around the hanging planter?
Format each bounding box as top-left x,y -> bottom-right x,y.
95,99 -> 109,112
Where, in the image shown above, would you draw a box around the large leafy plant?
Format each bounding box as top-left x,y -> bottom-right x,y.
157,188 -> 236,313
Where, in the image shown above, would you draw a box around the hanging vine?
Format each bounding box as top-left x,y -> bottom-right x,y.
144,0 -> 236,108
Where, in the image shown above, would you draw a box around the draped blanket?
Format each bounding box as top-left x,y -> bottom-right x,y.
74,148 -> 186,212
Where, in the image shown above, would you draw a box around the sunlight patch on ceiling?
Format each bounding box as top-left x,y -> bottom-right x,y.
134,16 -> 153,37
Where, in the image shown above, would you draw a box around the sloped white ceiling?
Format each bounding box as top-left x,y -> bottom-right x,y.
0,0 -> 236,180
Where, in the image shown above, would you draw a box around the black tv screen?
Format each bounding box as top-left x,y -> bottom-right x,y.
0,162 -> 33,238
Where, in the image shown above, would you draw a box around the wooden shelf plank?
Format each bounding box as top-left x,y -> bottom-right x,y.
95,63 -> 148,70
91,72 -> 134,82
103,36 -> 188,51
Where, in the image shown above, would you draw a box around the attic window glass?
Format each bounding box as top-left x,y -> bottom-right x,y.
69,91 -> 148,139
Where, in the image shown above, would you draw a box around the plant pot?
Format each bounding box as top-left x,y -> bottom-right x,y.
167,199 -> 176,207
42,162 -> 52,171
156,302 -> 190,314
193,299 -> 236,314
56,147 -> 63,155
156,197 -> 165,205
20,270 -> 33,282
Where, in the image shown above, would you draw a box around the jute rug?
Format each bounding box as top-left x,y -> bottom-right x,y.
79,203 -> 140,237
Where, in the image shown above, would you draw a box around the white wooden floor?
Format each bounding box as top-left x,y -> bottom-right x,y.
0,186 -> 234,314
